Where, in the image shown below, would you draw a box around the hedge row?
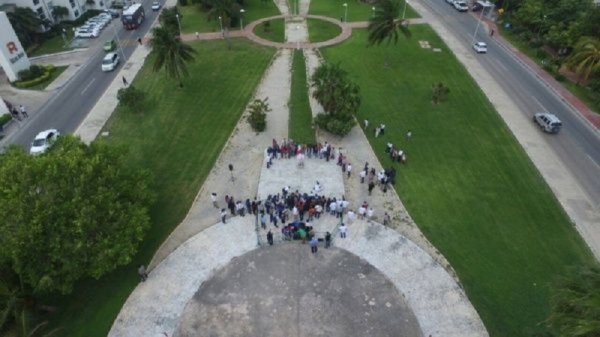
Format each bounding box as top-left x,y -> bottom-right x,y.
13,65 -> 56,88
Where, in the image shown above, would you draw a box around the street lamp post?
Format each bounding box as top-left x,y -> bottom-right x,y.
371,6 -> 375,18
471,5 -> 485,45
343,3 -> 348,23
175,14 -> 182,35
112,23 -> 126,63
218,15 -> 223,37
240,9 -> 245,30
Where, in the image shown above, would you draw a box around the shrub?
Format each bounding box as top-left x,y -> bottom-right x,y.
13,66 -> 54,88
431,82 -> 450,104
0,114 -> 13,128
117,86 -> 145,113
179,0 -> 188,6
247,97 -> 271,132
313,113 -> 355,136
554,73 -> 566,82
542,64 -> 555,74
588,79 -> 600,93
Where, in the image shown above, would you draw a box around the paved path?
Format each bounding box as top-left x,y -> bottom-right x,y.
109,218 -> 486,337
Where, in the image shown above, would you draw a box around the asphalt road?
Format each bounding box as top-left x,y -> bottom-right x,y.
420,0 -> 600,204
3,0 -> 163,150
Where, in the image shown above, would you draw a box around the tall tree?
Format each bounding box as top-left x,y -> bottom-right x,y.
51,6 -> 69,21
566,37 -> 600,83
546,266 -> 600,337
159,7 -> 181,36
149,26 -> 197,87
0,137 -> 154,294
367,0 -> 411,46
6,7 -> 43,48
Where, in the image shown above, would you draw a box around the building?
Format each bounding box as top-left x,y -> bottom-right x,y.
0,0 -> 109,24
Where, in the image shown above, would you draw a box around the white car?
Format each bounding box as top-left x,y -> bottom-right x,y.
75,27 -> 100,38
454,1 -> 468,11
151,1 -> 161,10
102,52 -> 120,72
30,129 -> 60,155
472,41 -> 487,53
533,112 -> 562,133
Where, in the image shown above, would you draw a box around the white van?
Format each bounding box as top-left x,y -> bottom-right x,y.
533,112 -> 562,134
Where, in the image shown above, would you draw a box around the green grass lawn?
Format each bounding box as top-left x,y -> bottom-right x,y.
309,0 -> 419,22
321,27 -> 596,337
28,32 -> 74,57
289,50 -> 315,143
253,18 -> 285,43
178,0 -> 280,34
307,18 -> 342,43
43,39 -> 275,337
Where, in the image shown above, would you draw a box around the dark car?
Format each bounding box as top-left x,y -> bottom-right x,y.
472,2 -> 483,11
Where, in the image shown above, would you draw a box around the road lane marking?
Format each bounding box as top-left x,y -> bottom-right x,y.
80,78 -> 96,95
532,97 -> 548,112
587,154 -> 600,171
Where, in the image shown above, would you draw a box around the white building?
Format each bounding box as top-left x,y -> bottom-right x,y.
0,0 -> 108,24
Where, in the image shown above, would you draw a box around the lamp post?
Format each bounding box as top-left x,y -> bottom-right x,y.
342,3 -> 347,23
371,6 -> 375,18
536,14 -> 547,41
240,9 -> 245,30
175,13 -> 182,35
112,23 -> 126,63
218,15 -> 223,37
471,5 -> 485,45
402,0 -> 408,20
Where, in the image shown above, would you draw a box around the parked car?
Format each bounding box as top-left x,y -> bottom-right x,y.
104,9 -> 120,18
454,1 -> 469,11
446,0 -> 454,4
151,1 -> 161,11
30,129 -> 60,155
75,28 -> 100,38
101,52 -> 120,72
104,39 -> 117,52
533,112 -> 562,133
472,41 -> 487,53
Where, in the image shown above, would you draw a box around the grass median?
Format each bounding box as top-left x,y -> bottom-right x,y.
253,18 -> 285,43
44,39 -> 275,337
178,0 -> 280,34
309,0 -> 419,22
289,49 -> 315,144
321,27 -> 596,337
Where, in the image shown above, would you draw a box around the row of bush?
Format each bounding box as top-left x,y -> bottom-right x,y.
13,64 -> 56,88
0,113 -> 13,129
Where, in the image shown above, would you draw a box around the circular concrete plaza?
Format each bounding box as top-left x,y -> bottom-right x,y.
175,244 -> 421,337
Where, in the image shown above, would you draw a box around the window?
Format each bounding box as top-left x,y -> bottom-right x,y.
74,9 -> 79,16
69,0 -> 75,8
33,0 -> 40,5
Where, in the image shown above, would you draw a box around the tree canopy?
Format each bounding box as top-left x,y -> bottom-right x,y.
0,136 -> 154,294
311,62 -> 360,136
149,26 -> 197,87
6,7 -> 43,48
367,0 -> 411,47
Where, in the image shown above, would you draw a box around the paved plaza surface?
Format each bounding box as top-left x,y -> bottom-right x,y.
176,244 -> 422,337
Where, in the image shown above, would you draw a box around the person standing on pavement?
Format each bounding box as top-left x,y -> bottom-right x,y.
19,105 -> 28,118
220,208 -> 227,224
383,212 -> 390,226
267,230 -> 274,246
11,108 -> 21,121
309,236 -> 318,253
347,163 -> 352,178
138,265 -> 148,282
325,232 -> 331,248
339,223 -> 348,238
368,181 -> 375,196
211,192 -> 218,208
122,76 -> 128,86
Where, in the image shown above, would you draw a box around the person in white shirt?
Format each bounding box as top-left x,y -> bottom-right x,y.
358,206 -> 366,219
339,223 -> 348,238
347,210 -> 356,224
315,204 -> 323,219
346,163 -> 352,178
367,207 -> 374,222
329,201 -> 337,215
359,169 -> 366,183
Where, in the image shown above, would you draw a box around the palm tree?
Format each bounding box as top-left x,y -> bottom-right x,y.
159,7 -> 181,36
566,37 -> 600,84
6,7 -> 43,48
546,266 -> 600,337
148,26 -> 197,88
367,0 -> 411,65
206,0 -> 241,49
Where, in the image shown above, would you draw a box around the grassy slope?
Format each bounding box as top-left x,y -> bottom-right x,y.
44,39 -> 275,337
309,0 -> 419,22
178,0 -> 280,34
289,49 -> 315,143
321,27 -> 596,337
253,18 -> 285,43
29,32 -> 74,57
307,18 -> 342,43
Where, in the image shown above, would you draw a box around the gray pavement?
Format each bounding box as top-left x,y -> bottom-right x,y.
176,244 -> 422,337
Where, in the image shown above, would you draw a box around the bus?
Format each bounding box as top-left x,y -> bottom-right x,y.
121,3 -> 145,30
